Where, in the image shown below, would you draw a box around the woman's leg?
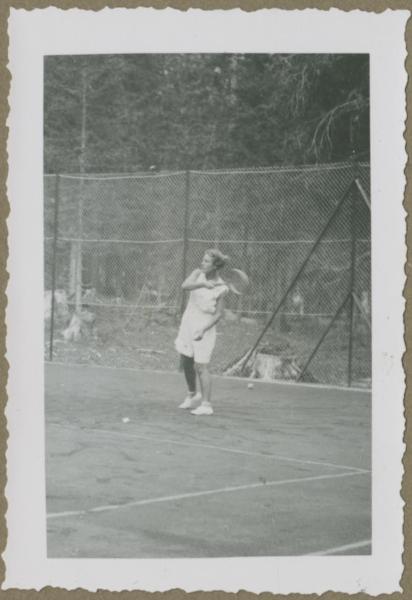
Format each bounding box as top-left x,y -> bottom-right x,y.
190,329 -> 215,414
195,363 -> 212,405
181,354 -> 197,395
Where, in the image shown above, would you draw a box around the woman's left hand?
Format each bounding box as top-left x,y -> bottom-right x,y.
193,329 -> 204,341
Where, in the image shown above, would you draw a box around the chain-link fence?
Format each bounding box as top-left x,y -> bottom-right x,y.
44,161 -> 370,388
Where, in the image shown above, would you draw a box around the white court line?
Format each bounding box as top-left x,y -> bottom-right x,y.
305,539 -> 372,556
46,237 -> 183,245
47,470 -> 367,520
56,170 -> 186,181
45,361 -> 371,394
68,425 -> 369,474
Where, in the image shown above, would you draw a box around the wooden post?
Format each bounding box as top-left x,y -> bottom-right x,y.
49,174 -> 61,361
215,195 -> 221,248
239,198 -> 251,314
69,242 -> 77,296
347,155 -> 360,386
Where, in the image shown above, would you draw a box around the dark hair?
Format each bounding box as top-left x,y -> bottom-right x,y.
205,249 -> 230,269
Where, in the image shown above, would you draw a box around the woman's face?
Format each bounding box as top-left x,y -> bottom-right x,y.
201,253 -> 215,274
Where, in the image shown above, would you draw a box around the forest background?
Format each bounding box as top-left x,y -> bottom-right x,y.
44,53 -> 370,173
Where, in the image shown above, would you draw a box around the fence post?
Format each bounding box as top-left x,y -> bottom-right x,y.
240,195 -> 252,314
180,170 -> 191,317
347,155 -> 360,386
49,174 -> 61,361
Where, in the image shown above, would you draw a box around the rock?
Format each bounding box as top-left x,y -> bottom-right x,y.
62,310 -> 95,341
224,309 -> 239,322
151,311 -> 173,326
62,313 -> 82,341
80,310 -> 95,324
240,316 -> 258,326
252,352 -> 300,381
44,289 -> 69,321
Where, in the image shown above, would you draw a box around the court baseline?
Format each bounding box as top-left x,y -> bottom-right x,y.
45,360 -> 371,394
47,469 -> 368,520
305,539 -> 372,556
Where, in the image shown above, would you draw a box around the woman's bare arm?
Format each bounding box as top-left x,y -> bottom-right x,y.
194,294 -> 226,339
182,269 -> 217,291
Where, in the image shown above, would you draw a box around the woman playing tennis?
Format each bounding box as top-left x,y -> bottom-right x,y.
175,249 -> 229,416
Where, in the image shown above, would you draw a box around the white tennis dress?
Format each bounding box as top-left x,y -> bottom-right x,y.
175,271 -> 228,364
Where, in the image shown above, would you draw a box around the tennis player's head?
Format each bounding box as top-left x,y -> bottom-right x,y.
201,249 -> 230,273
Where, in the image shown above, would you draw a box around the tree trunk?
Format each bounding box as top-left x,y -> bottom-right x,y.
69,242 -> 77,296
224,346 -> 304,382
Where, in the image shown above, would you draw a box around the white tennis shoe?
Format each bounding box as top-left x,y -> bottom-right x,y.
179,392 -> 201,409
190,403 -> 214,416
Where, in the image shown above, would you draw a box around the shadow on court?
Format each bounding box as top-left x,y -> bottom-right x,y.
45,362 -> 371,558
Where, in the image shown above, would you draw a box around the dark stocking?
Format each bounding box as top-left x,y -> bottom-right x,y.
181,354 -> 196,394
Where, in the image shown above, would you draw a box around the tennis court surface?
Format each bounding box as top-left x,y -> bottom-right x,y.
45,362 -> 371,558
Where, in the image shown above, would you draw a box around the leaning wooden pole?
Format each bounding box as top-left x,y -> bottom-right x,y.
239,180 -> 355,375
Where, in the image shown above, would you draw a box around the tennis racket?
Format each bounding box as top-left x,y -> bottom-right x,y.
224,268 -> 250,295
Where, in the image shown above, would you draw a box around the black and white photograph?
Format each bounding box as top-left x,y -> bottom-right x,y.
4,7 -> 407,595
44,51 -> 372,558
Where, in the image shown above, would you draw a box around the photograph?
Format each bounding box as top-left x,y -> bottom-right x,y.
4,6 -> 407,594
44,52 -> 372,558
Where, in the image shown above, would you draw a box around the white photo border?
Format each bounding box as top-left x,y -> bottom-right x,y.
4,6 -> 408,594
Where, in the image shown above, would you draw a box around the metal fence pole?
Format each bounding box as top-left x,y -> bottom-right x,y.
240,196 -> 252,314
49,174 -> 61,361
347,164 -> 360,387
180,170 -> 191,317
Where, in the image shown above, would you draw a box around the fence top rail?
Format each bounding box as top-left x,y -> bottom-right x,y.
44,236 -> 371,245
189,162 -> 369,176
44,161 -> 370,181
188,237 -> 370,245
43,234 -> 372,247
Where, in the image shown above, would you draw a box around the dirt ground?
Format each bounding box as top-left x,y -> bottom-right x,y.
45,308 -> 371,387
